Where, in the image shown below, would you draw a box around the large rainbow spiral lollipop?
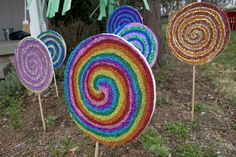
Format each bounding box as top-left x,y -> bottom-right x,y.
106,5 -> 143,33
38,30 -> 66,69
64,33 -> 156,146
167,2 -> 230,65
115,23 -> 158,67
14,37 -> 53,93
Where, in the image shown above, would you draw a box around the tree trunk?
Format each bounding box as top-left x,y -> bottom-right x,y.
176,0 -> 180,9
142,0 -> 167,66
170,0 -> 174,11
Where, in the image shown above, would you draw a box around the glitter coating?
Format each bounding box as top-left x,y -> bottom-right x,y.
38,30 -> 67,69
106,5 -> 143,33
115,23 -> 158,67
64,33 -> 156,146
167,2 -> 230,65
14,36 -> 53,93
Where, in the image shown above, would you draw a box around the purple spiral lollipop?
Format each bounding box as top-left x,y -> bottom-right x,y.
106,5 -> 143,33
14,37 -> 53,93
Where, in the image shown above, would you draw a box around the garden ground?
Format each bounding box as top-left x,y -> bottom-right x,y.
0,31 -> 236,157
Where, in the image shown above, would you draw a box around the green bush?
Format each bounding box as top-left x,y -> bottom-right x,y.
0,70 -> 25,129
0,70 -> 25,108
4,100 -> 23,129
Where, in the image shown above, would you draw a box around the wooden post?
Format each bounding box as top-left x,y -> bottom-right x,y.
95,142 -> 99,157
53,71 -> 59,98
191,65 -> 196,122
38,94 -> 46,131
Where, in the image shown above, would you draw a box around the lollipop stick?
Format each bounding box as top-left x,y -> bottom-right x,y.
38,94 -> 46,131
95,142 -> 99,157
89,4 -> 99,18
53,70 -> 59,98
191,65 -> 196,122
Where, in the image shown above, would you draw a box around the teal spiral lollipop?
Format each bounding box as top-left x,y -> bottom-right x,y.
115,23 -> 158,67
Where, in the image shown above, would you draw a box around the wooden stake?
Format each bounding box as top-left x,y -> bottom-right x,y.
38,94 -> 46,131
53,71 -> 59,98
95,142 -> 99,157
191,65 -> 196,122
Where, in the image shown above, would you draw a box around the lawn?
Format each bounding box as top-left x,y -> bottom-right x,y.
201,31 -> 236,102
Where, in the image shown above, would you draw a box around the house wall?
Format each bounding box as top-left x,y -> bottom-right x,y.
0,0 -> 24,41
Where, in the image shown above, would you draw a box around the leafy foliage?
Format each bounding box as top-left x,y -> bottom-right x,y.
0,70 -> 25,129
0,70 -> 25,108
4,100 -> 23,129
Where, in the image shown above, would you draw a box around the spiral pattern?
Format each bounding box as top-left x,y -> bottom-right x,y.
106,5 -> 143,33
167,2 -> 230,65
64,34 -> 156,146
14,37 -> 53,93
115,23 -> 158,67
38,30 -> 66,69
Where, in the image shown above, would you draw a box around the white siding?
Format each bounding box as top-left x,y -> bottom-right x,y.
0,0 -> 24,40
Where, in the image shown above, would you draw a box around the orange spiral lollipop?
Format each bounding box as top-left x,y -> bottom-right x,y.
167,2 -> 230,65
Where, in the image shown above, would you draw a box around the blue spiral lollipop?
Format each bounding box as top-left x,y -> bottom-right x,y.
38,30 -> 66,69
107,5 -> 143,33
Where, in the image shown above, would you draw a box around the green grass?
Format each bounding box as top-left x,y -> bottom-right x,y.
194,103 -> 207,113
201,31 -> 236,102
164,121 -> 190,137
139,126 -> 170,156
230,123 -> 236,130
49,132 -> 80,157
156,75 -> 165,86
232,98 -> 236,107
27,135 -> 37,145
176,143 -> 203,157
156,95 -> 172,107
156,97 -> 169,107
176,143 -> 219,157
45,115 -> 58,127
191,120 -> 201,131
203,148 -> 219,157
209,31 -> 236,68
